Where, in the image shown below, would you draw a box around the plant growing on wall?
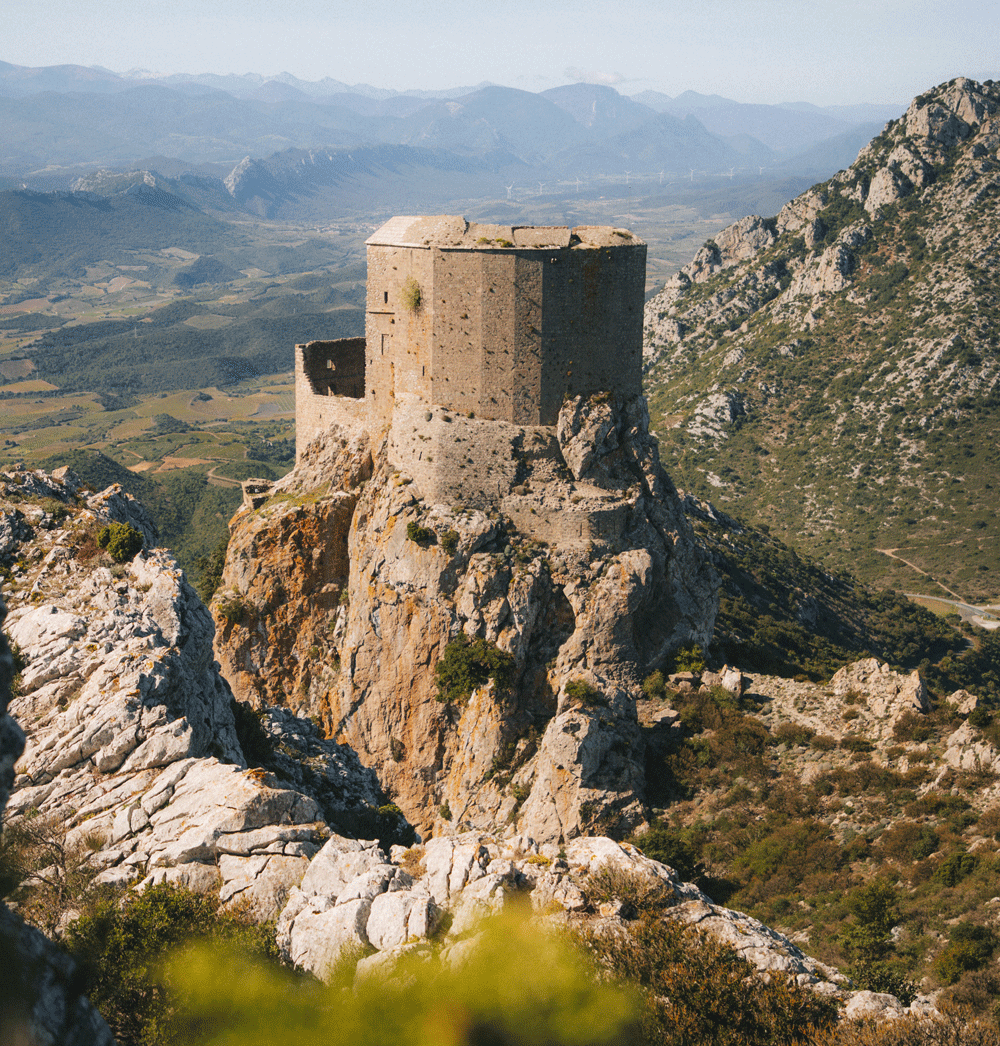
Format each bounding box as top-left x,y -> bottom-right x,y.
400,277 -> 422,311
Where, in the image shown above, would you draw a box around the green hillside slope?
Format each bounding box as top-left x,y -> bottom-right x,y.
643,78 -> 1000,604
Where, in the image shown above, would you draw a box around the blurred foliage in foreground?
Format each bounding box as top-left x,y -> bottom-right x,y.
166,907 -> 638,1046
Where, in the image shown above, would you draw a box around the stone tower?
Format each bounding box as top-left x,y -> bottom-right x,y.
295,216 -> 646,515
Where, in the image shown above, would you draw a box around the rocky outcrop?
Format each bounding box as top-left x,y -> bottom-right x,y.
216,393 -> 718,844
274,829 -> 919,1012
748,658 -> 931,748
2,468 -> 380,923
0,502 -> 114,1046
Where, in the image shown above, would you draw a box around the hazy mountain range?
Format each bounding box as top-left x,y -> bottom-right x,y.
0,59 -> 902,195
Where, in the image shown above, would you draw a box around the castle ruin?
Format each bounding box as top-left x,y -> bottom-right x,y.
295,215 -> 646,531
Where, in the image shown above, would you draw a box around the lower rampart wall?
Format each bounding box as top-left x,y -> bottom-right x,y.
296,340 -> 368,458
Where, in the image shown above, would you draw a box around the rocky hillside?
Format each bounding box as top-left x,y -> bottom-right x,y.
0,467 -> 386,925
642,77 -> 1000,603
213,392 -> 719,843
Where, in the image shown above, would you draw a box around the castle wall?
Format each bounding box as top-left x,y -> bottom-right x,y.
295,339 -> 367,457
538,238 -> 645,423
365,231 -> 645,429
366,247 -> 436,429
298,218 -> 647,494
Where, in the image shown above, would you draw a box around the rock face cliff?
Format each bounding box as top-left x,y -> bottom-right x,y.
641,77 -> 1000,599
1,467 -> 381,928
0,480 -> 114,1046
215,392 -> 719,843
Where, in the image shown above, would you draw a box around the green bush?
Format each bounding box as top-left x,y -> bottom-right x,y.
167,909 -> 636,1046
673,644 -> 706,673
399,276 -> 422,311
630,821 -> 700,881
581,913 -> 837,1045
64,882 -> 278,1046
435,633 -> 516,704
840,878 -> 898,967
439,528 -> 460,554
770,721 -> 816,747
406,521 -> 436,545
935,924 -> 996,986
935,850 -> 979,887
641,670 -> 667,700
96,521 -> 144,562
215,592 -> 247,626
564,679 -> 605,707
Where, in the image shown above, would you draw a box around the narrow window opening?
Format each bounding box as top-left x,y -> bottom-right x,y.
384,290 -> 388,304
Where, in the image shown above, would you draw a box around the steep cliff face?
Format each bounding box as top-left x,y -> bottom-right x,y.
215,393 -> 718,842
2,468 -> 380,925
0,478 -> 115,1046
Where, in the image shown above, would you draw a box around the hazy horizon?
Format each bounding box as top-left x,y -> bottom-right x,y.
5,0 -> 998,108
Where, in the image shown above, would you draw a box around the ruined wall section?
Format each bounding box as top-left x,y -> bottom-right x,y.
295,339 -> 367,457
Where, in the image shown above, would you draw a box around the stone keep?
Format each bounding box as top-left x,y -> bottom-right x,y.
295,215 -> 646,509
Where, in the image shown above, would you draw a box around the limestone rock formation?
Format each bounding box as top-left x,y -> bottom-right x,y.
274,828 -> 932,1015
215,392 -> 719,843
2,468 -> 380,924
748,658 -> 931,747
0,517 -> 114,1045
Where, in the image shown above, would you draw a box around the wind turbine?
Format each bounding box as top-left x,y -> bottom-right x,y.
728,167 -> 735,179
538,182 -> 545,195
624,169 -> 631,186
659,170 -> 664,185
575,176 -> 581,193
689,168 -> 695,182
505,184 -> 513,200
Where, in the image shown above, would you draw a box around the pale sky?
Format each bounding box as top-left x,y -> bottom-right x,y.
4,0 -> 997,106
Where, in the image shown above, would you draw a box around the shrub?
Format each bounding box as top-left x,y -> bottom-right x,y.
840,734 -> 874,753
893,710 -> 933,742
811,733 -> 837,751
585,864 -> 673,918
439,528 -> 460,554
215,592 -> 247,626
170,910 -> 637,1046
771,721 -> 816,746
399,276 -> 422,311
629,821 -> 699,881
878,821 -> 940,862
63,882 -> 279,1046
96,521 -> 143,563
935,924 -> 996,986
406,520 -> 435,545
840,878 -> 899,966
439,801 -> 452,821
435,634 -> 516,704
581,913 -> 837,1045
564,679 -> 605,707
641,670 -> 667,700
934,850 -> 979,887
673,644 -> 706,673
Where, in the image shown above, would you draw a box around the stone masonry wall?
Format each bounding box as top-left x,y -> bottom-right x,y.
295,339 -> 367,457
363,230 -> 646,428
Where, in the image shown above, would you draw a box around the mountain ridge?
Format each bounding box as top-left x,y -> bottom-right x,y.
642,76 -> 1000,603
